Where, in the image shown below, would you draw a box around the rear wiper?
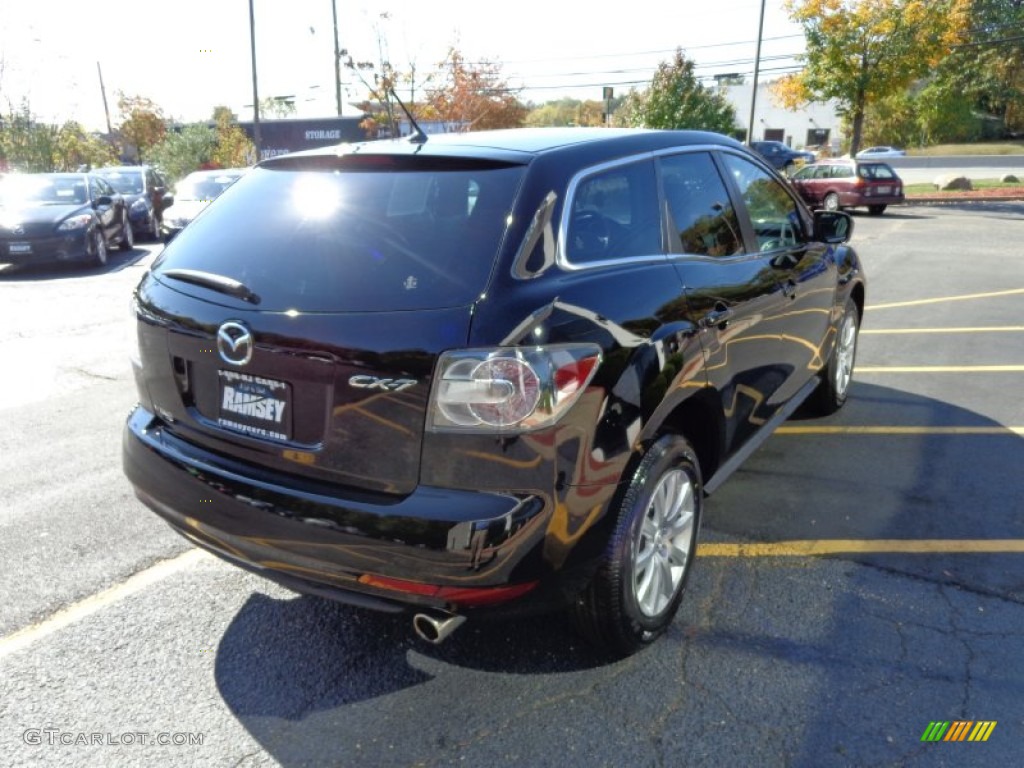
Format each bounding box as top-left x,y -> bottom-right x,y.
160,268 -> 261,305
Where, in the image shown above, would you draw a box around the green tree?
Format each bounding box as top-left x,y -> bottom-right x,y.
54,121 -> 118,170
259,96 -> 297,118
774,0 -> 965,154
935,0 -> 1024,137
210,107 -> 254,168
117,93 -> 167,162
149,124 -> 218,183
0,101 -> 58,171
525,98 -> 615,127
613,49 -> 737,134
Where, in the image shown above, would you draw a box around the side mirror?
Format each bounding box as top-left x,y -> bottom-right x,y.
813,210 -> 853,244
162,194 -> 175,208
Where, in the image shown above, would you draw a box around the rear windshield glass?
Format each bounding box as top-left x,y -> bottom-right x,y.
858,164 -> 896,180
153,159 -> 525,312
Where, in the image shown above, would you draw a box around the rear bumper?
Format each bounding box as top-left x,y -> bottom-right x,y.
1,232 -> 92,265
841,192 -> 905,207
123,406 -> 558,613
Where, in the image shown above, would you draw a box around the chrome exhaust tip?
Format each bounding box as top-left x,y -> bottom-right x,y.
412,611 -> 467,645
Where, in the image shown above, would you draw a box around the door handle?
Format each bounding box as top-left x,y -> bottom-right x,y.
701,303 -> 733,329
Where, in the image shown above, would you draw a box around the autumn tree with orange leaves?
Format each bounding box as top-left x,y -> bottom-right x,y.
425,48 -> 527,132
773,0 -> 969,154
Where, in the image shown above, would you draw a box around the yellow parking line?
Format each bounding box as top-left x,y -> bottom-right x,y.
701,540 -> 1024,556
868,288 -> 1024,310
856,365 -> 1024,373
776,426 -> 1024,435
862,327 -> 1024,334
0,550 -> 208,660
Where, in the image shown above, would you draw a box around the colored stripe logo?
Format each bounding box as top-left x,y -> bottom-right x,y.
921,721 -> 997,742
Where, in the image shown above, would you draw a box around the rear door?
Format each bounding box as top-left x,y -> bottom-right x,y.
659,150 -> 791,453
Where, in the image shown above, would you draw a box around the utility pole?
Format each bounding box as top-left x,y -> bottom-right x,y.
746,0 -> 766,145
332,0 -> 343,116
248,0 -> 262,159
96,61 -> 113,135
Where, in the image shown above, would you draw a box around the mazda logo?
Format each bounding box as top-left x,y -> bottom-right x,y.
216,321 -> 253,366
12,225 -> 25,235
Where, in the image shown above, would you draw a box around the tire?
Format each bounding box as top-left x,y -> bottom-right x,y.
119,212 -> 134,251
809,298 -> 859,415
823,192 -> 841,212
148,210 -> 160,241
571,434 -> 702,657
868,205 -> 887,216
92,229 -> 108,266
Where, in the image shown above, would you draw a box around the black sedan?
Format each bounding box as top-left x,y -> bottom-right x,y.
94,165 -> 169,241
0,173 -> 134,267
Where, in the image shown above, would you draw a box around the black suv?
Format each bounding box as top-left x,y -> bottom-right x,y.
123,128 -> 864,656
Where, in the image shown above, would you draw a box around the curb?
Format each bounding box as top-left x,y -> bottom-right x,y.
905,195 -> 1024,204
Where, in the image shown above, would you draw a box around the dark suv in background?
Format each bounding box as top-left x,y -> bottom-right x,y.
123,128 -> 865,656
750,140 -> 816,172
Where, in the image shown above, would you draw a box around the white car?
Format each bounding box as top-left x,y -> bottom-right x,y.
161,168 -> 248,241
855,146 -> 907,159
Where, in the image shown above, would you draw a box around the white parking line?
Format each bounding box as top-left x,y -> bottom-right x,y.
0,549 -> 208,661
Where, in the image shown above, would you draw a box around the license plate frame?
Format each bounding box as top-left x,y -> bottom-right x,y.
217,370 -> 293,442
8,242 -> 32,255
876,185 -> 891,194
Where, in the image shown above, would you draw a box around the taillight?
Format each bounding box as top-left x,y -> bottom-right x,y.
429,344 -> 602,432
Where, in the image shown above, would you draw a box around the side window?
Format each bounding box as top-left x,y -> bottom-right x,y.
722,153 -> 806,252
660,152 -> 742,257
566,160 -> 661,264
832,165 -> 854,179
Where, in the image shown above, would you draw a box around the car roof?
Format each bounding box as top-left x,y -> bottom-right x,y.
264,128 -> 746,166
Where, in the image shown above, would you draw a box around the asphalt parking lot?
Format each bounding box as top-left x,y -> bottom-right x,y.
1,201 -> 1022,767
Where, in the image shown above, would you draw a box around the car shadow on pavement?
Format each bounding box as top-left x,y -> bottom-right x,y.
211,380 -> 1024,766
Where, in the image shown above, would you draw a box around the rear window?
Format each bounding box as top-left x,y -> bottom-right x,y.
858,163 -> 897,179
153,159 -> 525,312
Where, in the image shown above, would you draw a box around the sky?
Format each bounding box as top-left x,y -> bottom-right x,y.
0,0 -> 805,131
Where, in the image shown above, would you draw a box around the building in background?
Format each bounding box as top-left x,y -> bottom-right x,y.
720,81 -> 843,155
237,116 -> 369,160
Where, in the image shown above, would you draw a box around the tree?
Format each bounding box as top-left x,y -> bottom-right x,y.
425,48 -> 527,132
613,49 -> 738,134
525,98 -> 616,127
54,121 -> 118,171
933,0 -> 1024,137
259,97 -> 297,118
117,93 -> 166,162
210,107 -> 254,168
774,0 -> 965,154
0,101 -> 57,172
149,124 -> 218,183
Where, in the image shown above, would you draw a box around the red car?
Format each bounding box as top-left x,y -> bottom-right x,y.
789,159 -> 904,215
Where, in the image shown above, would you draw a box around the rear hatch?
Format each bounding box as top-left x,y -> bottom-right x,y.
856,162 -> 902,198
136,152 -> 526,496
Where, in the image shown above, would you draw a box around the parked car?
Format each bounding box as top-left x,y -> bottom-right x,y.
160,168 -> 247,241
749,140 -> 816,171
789,159 -> 905,215
0,172 -> 133,267
123,128 -> 865,656
855,146 -> 907,159
94,165 -> 170,241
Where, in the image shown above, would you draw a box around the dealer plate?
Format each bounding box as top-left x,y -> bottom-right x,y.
217,370 -> 292,441
8,242 -> 32,255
